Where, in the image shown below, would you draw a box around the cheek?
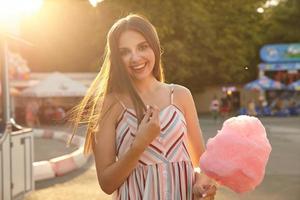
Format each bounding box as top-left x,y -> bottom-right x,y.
150,55 -> 156,71
147,50 -> 156,66
120,56 -> 132,74
121,55 -> 130,66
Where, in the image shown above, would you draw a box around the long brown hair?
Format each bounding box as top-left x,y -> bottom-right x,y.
69,14 -> 165,154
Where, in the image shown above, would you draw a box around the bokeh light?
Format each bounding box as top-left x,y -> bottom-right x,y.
257,7 -> 264,13
89,0 -> 104,7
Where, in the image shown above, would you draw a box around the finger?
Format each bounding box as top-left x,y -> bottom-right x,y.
149,105 -> 160,122
200,197 -> 213,200
194,184 -> 209,195
192,191 -> 202,200
193,186 -> 204,199
141,105 -> 151,123
192,190 -> 201,198
194,196 -> 201,200
194,194 -> 203,200
201,193 -> 215,200
201,185 -> 217,200
204,185 -> 217,197
200,195 -> 214,200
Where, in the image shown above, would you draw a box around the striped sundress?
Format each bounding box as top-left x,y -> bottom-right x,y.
114,85 -> 195,200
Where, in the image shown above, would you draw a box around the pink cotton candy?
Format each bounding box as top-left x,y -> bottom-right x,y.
199,115 -> 272,193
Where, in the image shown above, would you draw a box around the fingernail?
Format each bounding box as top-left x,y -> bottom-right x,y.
146,105 -> 150,110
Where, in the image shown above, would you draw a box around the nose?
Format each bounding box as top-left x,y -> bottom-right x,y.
130,50 -> 142,64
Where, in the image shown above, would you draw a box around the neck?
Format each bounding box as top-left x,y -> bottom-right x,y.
133,76 -> 161,95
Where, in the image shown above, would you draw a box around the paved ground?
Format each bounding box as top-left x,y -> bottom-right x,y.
24,116 -> 300,200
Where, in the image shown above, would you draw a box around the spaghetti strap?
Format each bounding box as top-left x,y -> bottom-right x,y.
114,94 -> 126,109
170,83 -> 174,105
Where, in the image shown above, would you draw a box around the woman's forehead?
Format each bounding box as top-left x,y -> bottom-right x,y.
118,30 -> 147,48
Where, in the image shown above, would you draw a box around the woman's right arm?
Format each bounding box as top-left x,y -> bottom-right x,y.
92,102 -> 160,194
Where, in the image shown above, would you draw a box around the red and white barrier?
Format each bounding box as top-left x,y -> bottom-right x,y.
33,161 -> 55,181
33,129 -> 91,181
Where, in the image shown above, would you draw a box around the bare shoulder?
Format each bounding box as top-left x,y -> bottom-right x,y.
172,84 -> 192,99
172,84 -> 193,114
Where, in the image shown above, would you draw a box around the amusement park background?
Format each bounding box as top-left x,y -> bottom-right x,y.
0,0 -> 300,200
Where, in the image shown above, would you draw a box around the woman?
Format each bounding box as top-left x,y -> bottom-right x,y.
71,14 -> 216,200
210,95 -> 220,122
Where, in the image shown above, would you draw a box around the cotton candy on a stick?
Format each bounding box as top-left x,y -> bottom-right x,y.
200,115 -> 272,193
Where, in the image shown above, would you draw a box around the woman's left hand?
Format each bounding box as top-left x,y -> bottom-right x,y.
193,172 -> 217,200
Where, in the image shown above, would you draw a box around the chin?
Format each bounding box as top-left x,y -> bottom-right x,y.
132,75 -> 150,81
131,71 -> 153,81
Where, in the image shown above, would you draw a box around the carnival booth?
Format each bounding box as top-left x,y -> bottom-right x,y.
244,75 -> 286,90
287,79 -> 300,91
257,43 -> 300,116
17,72 -> 87,124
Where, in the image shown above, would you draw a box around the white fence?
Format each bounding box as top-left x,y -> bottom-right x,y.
0,124 -> 34,200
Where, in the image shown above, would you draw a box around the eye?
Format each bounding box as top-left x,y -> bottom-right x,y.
119,49 -> 130,57
138,43 -> 149,51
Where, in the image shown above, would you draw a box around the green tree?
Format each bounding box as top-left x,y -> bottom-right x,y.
21,0 -> 299,92
103,0 -> 266,91
262,0 -> 300,43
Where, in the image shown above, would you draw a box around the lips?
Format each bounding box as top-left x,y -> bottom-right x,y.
131,63 -> 147,72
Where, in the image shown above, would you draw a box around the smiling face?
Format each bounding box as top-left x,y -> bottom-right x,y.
118,30 -> 156,81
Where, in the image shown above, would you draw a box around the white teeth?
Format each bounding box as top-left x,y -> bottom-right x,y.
132,63 -> 146,70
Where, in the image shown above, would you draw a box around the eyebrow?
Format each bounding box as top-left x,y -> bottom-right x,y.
118,41 -> 148,50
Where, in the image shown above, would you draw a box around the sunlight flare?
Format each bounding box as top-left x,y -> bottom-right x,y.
89,0 -> 104,7
0,0 -> 43,17
0,0 -> 43,33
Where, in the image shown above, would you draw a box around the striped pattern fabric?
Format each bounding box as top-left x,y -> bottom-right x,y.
114,104 -> 195,200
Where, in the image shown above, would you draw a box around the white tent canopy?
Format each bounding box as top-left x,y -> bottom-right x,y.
21,72 -> 88,97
